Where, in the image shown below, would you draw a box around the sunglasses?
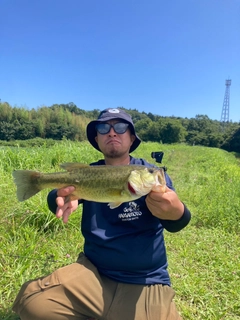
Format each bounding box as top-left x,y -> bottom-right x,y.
95,122 -> 129,135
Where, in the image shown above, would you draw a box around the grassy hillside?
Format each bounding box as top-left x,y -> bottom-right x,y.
0,141 -> 239,319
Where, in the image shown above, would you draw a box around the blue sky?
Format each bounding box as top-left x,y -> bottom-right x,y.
1,0 -> 240,122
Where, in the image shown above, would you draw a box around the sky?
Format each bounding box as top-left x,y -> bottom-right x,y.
1,0 -> 240,122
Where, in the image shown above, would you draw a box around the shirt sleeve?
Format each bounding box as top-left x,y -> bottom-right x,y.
159,203 -> 191,233
47,189 -> 58,214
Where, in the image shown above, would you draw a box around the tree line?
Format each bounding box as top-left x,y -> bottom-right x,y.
0,102 -> 239,153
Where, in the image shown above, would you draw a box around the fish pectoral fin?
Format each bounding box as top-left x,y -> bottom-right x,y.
64,194 -> 80,203
60,162 -> 89,172
108,202 -> 122,209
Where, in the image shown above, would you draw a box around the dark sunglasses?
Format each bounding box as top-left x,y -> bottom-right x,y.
95,122 -> 129,135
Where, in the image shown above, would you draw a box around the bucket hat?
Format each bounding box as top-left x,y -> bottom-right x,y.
86,108 -> 141,153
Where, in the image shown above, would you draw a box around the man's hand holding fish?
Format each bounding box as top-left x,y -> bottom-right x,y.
55,186 -> 78,224
146,186 -> 185,220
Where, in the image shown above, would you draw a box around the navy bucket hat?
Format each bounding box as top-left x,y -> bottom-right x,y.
86,108 -> 141,153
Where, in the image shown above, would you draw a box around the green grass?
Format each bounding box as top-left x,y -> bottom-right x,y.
0,141 -> 239,319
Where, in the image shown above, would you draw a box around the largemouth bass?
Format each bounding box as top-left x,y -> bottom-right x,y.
12,163 -> 166,209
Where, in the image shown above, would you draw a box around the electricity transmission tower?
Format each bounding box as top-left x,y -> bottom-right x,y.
220,79 -> 231,127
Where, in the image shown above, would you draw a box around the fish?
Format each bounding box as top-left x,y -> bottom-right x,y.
12,163 -> 166,209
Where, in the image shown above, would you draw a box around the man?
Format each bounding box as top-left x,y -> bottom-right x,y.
13,108 -> 191,320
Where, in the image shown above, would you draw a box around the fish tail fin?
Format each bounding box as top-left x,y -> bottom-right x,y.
12,170 -> 42,202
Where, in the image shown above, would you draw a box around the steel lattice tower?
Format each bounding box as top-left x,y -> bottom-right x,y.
220,79 -> 231,123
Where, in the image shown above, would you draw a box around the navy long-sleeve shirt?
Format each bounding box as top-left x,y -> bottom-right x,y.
47,157 -> 191,285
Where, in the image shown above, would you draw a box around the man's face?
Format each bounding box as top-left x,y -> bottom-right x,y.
95,120 -> 136,158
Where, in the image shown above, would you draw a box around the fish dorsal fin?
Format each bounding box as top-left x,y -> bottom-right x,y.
60,162 -> 89,172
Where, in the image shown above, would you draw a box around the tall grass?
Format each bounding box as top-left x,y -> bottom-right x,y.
0,141 -> 239,319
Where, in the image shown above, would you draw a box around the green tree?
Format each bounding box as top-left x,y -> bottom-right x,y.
135,119 -> 152,141
0,102 -> 13,121
0,121 -> 15,140
221,127 -> 240,152
160,121 -> 186,144
146,122 -> 161,142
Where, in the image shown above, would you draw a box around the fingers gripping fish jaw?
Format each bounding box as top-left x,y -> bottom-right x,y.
128,168 -> 166,197
151,170 -> 166,193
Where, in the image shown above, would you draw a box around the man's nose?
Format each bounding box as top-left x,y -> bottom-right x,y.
108,127 -> 117,135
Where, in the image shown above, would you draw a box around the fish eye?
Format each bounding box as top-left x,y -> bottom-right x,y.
148,168 -> 154,173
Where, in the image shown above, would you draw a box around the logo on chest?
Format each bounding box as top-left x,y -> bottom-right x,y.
118,202 -> 143,221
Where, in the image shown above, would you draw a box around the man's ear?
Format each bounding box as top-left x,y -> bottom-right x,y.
130,134 -> 136,144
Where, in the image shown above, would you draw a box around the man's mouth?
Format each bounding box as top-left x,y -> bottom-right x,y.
107,139 -> 120,145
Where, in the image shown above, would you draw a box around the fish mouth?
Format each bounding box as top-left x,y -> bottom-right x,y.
128,182 -> 137,195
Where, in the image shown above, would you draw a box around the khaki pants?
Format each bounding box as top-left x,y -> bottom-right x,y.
12,253 -> 182,320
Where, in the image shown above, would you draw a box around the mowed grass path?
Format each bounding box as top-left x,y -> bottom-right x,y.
0,141 -> 239,319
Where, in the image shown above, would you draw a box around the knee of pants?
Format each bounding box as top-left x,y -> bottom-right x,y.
12,271 -> 61,317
